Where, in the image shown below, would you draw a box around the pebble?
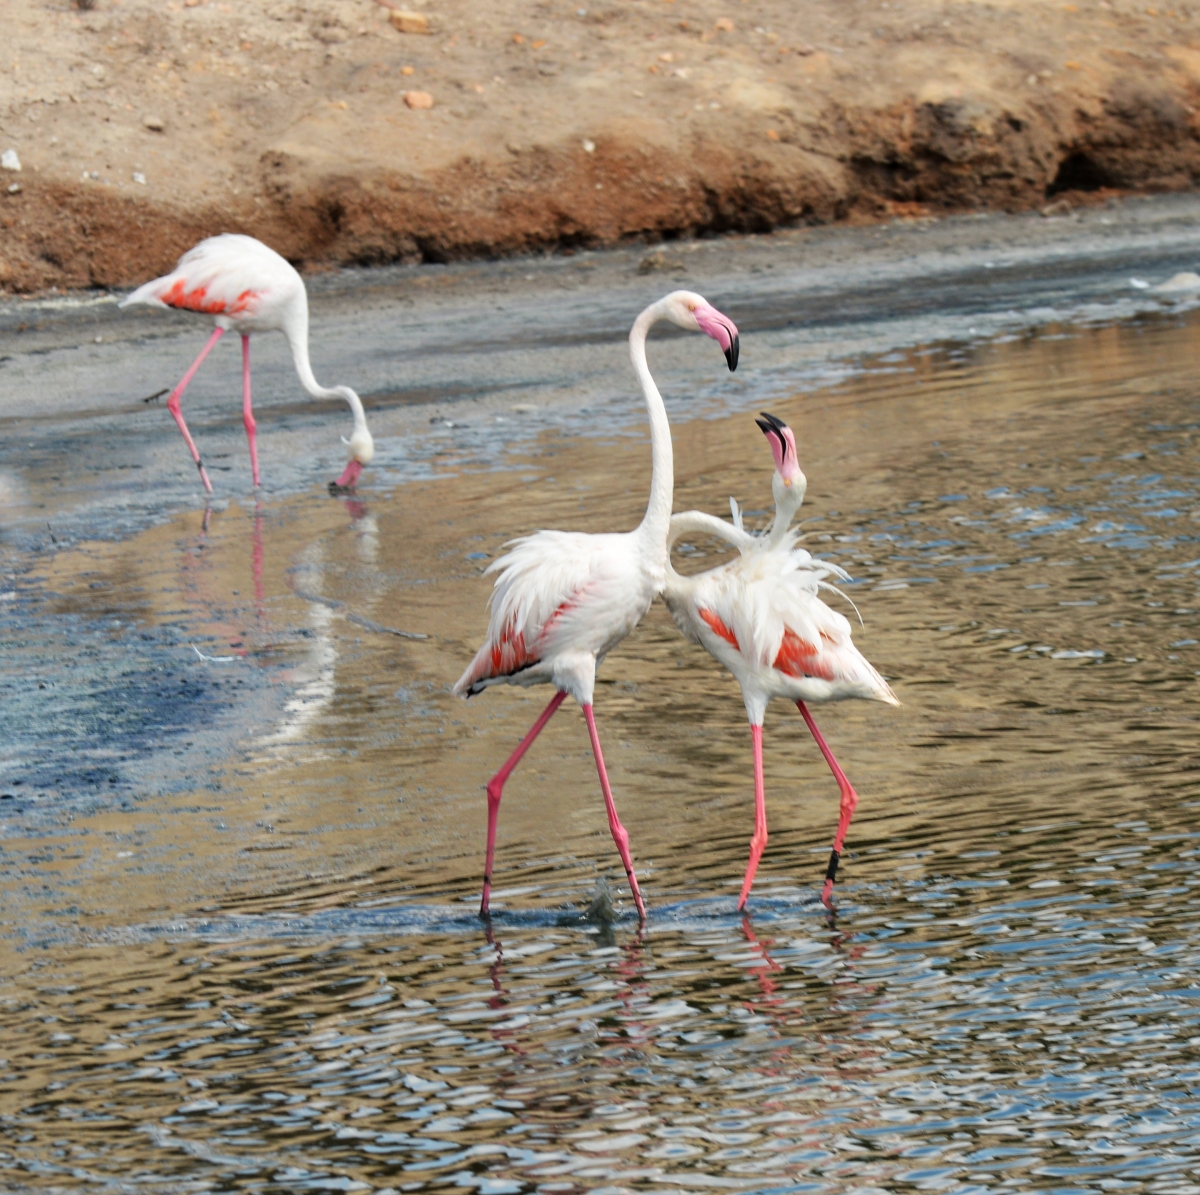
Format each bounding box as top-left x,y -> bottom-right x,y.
581,138 -> 595,152
1,149 -> 21,172
143,115 -> 165,132
390,10 -> 430,34
132,171 -> 146,185
7,183 -> 20,194
404,90 -> 434,109
714,16 -> 735,32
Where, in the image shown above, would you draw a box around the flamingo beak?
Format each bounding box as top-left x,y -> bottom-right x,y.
694,303 -> 740,371
329,459 -> 365,493
755,411 -> 788,458
755,411 -> 800,483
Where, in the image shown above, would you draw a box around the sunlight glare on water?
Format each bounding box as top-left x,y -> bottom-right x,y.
2,312 -> 1200,1193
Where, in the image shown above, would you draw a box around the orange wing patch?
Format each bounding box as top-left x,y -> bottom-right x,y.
470,598 -> 577,686
161,280 -> 257,316
772,628 -> 836,681
698,607 -> 740,650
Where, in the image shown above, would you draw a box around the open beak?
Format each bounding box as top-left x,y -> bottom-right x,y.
755,411 -> 789,458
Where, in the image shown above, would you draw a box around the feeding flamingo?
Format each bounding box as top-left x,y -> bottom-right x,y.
663,413 -> 898,909
120,234 -> 374,493
453,290 -> 740,921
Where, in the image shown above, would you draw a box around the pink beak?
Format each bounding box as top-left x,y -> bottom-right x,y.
693,303 -> 740,370
755,412 -> 802,483
329,458 -> 364,493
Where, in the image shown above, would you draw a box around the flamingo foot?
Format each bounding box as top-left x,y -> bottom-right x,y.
329,459 -> 364,493
737,834 -> 768,912
820,848 -> 840,908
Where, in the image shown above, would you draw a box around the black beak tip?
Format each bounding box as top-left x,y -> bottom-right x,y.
759,411 -> 786,432
725,333 -> 740,372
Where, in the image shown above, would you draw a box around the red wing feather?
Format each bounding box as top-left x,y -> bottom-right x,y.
461,598 -> 577,690
698,607 -> 740,650
772,628 -> 837,682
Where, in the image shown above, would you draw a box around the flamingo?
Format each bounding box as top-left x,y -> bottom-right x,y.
453,290 -> 740,921
120,234 -> 374,493
663,413 -> 898,909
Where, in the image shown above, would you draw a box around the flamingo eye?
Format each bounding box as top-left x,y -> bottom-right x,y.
688,303 -> 696,311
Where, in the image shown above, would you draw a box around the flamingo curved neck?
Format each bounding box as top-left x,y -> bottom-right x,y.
284,306 -> 371,446
767,475 -> 807,546
629,301 -> 674,549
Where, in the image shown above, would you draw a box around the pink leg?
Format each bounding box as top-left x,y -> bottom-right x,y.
166,327 -> 224,494
242,335 -> 260,487
737,723 -> 768,912
331,459 -> 364,492
480,691 -> 567,916
796,701 -> 859,907
252,502 -> 265,616
582,704 -> 647,922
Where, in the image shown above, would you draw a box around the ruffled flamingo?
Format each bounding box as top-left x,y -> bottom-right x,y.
120,234 -> 374,493
663,413 -> 898,909
454,290 -> 740,921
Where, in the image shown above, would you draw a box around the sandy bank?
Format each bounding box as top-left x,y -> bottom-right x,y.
5,0 -> 1200,291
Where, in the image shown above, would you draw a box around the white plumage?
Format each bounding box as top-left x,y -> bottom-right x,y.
121,233 -> 374,492
455,530 -> 657,702
454,290 -> 741,921
663,413 -> 897,909
666,529 -> 894,718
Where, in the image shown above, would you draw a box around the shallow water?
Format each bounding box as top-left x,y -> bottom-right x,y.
3,307 -> 1200,1193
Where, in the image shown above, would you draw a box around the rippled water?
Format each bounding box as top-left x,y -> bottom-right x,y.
3,311 -> 1200,1193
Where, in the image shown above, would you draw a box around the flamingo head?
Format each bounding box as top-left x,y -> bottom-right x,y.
756,412 -> 802,486
343,424 -> 375,466
757,412 -> 807,522
662,290 -> 740,370
329,386 -> 375,492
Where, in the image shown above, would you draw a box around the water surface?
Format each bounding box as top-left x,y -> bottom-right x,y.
2,309 -> 1200,1193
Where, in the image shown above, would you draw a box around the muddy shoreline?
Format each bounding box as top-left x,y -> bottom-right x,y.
8,0 -> 1200,292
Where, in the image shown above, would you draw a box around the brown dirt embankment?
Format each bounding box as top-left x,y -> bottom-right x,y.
5,0 -> 1200,293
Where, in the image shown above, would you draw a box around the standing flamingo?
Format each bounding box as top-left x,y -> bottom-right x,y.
453,290 -> 740,921
120,234 -> 374,493
663,413 -> 898,909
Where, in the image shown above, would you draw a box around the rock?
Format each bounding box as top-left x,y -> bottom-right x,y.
638,248 -> 686,274
404,90 -> 434,109
581,138 -> 595,152
1,149 -> 21,172
7,183 -> 20,194
390,10 -> 430,34
142,115 -> 165,132
132,171 -> 146,185
714,16 -> 735,32
1039,198 -> 1071,217
1153,271 -> 1200,294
